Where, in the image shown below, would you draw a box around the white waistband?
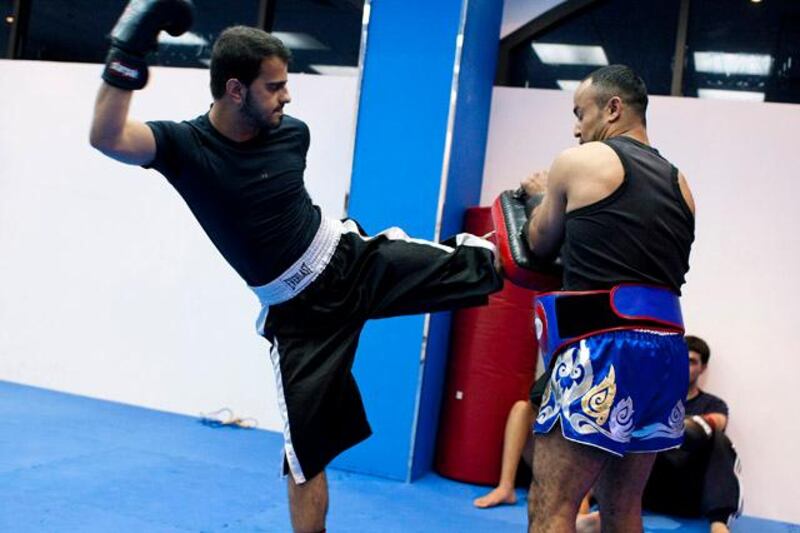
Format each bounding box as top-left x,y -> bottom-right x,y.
250,216 -> 345,308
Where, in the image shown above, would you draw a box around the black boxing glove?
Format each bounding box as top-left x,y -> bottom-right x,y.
102,0 -> 195,90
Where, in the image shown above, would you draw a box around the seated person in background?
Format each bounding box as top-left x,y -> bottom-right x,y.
473,374 -> 594,513
577,335 -> 742,533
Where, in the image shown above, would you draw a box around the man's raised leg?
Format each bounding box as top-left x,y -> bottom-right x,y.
288,471 -> 328,533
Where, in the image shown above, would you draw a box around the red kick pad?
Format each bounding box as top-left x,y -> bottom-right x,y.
491,190 -> 563,290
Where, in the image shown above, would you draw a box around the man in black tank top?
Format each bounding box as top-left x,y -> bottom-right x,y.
519,65 -> 696,532
90,9 -> 502,533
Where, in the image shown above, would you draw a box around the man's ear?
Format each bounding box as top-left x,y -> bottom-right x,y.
606,96 -> 623,123
225,78 -> 246,105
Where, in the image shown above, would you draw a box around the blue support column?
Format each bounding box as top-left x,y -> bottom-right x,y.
333,0 -> 503,481
410,0 -> 504,480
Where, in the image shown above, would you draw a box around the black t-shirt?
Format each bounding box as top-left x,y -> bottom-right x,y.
685,390 -> 729,417
561,136 -> 695,294
145,113 -> 321,286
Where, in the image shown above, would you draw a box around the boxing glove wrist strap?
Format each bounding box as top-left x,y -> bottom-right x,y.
102,47 -> 149,90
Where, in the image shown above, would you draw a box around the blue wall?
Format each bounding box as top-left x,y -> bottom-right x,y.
332,0 -> 503,481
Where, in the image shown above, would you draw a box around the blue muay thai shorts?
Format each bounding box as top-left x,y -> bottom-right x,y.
534,329 -> 689,455
532,285 -> 688,455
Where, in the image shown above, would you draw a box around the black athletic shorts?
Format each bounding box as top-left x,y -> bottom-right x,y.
261,221 -> 502,483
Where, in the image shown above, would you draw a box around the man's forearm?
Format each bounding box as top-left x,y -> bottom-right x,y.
527,203 -> 561,258
90,83 -> 134,151
89,83 -> 156,166
686,412 -> 728,434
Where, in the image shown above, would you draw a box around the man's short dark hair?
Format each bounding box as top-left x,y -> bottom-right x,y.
685,335 -> 710,365
585,64 -> 648,123
209,26 -> 292,100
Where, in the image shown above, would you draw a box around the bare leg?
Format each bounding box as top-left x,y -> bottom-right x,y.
288,471 -> 328,533
474,400 -> 535,508
710,522 -> 730,533
592,452 -> 656,533
528,423 -> 607,533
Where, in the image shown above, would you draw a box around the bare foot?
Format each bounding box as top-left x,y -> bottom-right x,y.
576,511 -> 601,533
710,521 -> 730,533
473,486 -> 517,508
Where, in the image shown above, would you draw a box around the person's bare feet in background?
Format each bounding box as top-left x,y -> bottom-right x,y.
474,485 -> 518,508
473,400 -> 535,508
710,521 -> 730,533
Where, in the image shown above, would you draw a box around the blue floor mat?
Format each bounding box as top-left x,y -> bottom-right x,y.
1,381 -> 796,532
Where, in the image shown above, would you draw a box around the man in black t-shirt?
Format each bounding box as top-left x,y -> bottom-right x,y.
577,336 -> 742,533
89,5 -> 502,532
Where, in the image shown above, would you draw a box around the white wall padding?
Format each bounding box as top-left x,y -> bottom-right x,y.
0,60 -> 357,432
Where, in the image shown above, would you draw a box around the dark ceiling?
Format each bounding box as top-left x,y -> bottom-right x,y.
272,0 -> 363,72
686,0 -> 800,103
8,0 -> 363,73
504,0 -> 800,104
1,0 -> 13,55
4,0 -> 799,103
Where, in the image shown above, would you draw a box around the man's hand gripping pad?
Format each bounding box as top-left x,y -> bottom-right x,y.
490,189 -> 562,290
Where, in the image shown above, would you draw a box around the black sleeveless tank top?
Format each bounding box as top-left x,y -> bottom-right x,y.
560,136 -> 694,294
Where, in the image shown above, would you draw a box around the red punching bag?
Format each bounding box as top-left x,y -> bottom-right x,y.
435,206 -> 543,485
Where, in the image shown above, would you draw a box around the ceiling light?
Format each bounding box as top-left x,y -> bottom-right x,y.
272,32 -> 328,51
694,52 -> 773,76
697,89 -> 765,102
531,43 -> 608,66
5,15 -> 13,24
158,31 -> 208,46
556,80 -> 581,91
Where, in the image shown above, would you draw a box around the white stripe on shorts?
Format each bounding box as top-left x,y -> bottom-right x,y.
268,336 -> 306,484
342,219 -> 496,255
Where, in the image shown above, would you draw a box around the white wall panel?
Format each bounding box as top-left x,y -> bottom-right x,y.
0,60 -> 357,432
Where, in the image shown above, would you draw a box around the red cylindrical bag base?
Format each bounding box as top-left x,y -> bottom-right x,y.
435,206 -> 542,485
